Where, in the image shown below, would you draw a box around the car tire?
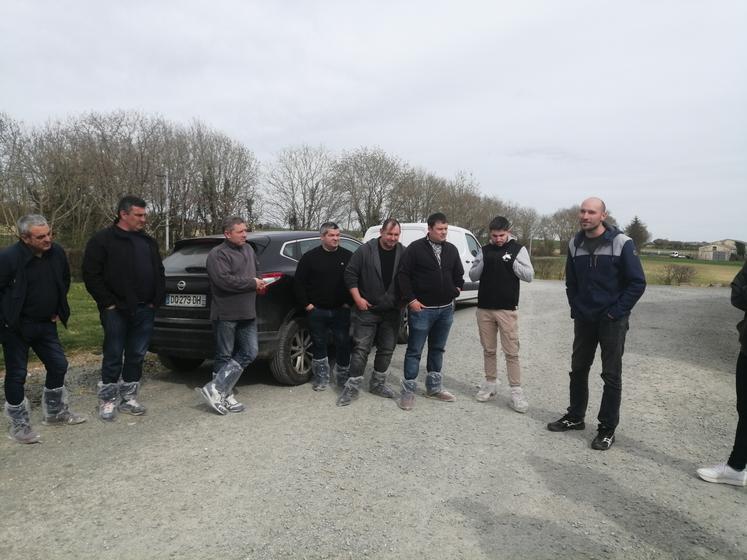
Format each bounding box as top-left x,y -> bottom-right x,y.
397,310 -> 408,344
270,316 -> 313,385
157,354 -> 204,372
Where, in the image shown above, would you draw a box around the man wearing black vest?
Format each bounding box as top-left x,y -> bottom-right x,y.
469,216 -> 534,412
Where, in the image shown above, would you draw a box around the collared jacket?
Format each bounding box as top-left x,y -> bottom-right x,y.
565,224 -> 646,322
82,224 -> 165,314
731,260 -> 747,354
397,236 -> 464,307
344,237 -> 403,312
206,240 -> 260,321
0,241 -> 71,332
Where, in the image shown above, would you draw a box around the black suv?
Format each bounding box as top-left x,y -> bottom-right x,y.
149,231 -> 361,385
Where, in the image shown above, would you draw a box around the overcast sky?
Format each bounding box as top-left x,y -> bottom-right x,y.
1,1 -> 745,241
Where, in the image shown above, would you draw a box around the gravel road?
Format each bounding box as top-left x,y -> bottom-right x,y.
1,280 -> 745,559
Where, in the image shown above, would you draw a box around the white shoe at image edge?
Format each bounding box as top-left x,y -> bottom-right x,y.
696,463 -> 747,486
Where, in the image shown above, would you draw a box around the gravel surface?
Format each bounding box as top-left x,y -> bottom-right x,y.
1,280 -> 745,559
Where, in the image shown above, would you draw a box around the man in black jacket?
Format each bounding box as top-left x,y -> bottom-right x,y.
1,214 -> 86,444
337,218 -> 403,406
697,260 -> 747,486
397,212 -> 464,410
294,222 -> 353,392
82,196 -> 165,421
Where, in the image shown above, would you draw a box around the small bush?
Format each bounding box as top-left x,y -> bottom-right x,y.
533,257 -> 566,280
660,264 -> 696,285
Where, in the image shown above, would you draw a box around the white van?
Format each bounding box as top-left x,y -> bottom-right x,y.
363,222 -> 481,302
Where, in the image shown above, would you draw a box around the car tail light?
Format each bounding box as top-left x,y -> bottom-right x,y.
258,272 -> 284,295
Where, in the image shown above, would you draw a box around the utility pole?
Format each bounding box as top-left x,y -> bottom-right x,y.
163,171 -> 170,251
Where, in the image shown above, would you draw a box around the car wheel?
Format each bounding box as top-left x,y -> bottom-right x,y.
270,316 -> 313,385
157,354 -> 204,372
397,309 -> 408,344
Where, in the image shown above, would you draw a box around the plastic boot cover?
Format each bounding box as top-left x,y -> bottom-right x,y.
212,359 -> 244,396
311,358 -> 330,391
97,382 -> 120,421
42,387 -> 87,425
369,370 -> 396,399
398,379 -> 418,411
4,399 -> 40,444
212,371 -> 244,413
119,381 -> 146,415
425,371 -> 443,395
334,364 -> 351,389
336,375 -> 363,407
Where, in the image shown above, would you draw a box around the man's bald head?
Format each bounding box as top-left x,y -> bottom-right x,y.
581,197 -> 606,213
578,197 -> 608,237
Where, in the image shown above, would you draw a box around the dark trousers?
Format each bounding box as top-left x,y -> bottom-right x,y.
307,307 -> 351,366
728,351 -> 747,470
349,308 -> 400,377
99,305 -> 155,384
567,316 -> 629,430
2,321 -> 68,405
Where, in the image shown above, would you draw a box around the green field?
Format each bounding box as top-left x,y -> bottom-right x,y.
532,256 -> 742,285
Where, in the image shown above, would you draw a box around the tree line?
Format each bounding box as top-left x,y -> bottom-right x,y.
0,110 -> 650,253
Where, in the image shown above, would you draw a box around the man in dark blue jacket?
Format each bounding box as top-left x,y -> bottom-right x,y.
547,197 -> 646,450
1,215 -> 86,444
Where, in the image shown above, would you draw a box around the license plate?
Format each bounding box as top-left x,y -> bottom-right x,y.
165,294 -> 207,307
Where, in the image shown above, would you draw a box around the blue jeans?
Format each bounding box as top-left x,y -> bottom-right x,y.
2,321 -> 68,405
213,319 -> 258,372
100,305 -> 155,384
307,307 -> 351,366
403,305 -> 454,381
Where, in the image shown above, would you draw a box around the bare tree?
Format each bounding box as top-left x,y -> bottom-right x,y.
263,145 -> 342,230
331,147 -> 401,232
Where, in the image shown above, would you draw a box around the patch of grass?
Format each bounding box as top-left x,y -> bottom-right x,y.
1,282 -> 102,371
532,256 -> 743,286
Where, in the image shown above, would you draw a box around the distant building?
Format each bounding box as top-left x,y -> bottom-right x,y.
698,239 -> 744,261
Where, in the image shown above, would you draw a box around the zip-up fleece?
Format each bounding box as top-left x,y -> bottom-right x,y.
0,241 -> 71,330
397,236 -> 464,307
565,224 -> 646,322
344,237 -> 403,311
731,260 -> 747,354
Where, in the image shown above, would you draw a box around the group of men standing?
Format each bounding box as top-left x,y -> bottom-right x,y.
3,195 -> 744,475
0,196 -> 166,442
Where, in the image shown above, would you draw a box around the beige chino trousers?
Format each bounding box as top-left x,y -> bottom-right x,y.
476,308 -> 522,386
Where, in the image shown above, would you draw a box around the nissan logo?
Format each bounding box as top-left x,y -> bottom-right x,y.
177,281 -> 186,291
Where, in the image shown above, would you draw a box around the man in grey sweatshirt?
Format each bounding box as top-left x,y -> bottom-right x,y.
197,216 -> 266,415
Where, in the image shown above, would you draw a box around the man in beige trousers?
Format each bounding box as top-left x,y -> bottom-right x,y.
469,216 -> 534,412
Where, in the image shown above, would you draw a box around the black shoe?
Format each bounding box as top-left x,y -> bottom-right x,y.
591,427 -> 615,450
547,414 -> 585,432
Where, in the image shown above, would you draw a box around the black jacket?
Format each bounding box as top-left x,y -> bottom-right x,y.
0,241 -> 71,332
344,238 -> 403,311
397,236 -> 464,307
82,225 -> 165,314
732,260 -> 747,354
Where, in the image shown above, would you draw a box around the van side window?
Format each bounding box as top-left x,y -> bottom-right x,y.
466,234 -> 481,257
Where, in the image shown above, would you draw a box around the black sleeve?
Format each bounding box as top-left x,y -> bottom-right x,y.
81,233 -> 117,308
294,252 -> 312,308
731,261 -> 747,312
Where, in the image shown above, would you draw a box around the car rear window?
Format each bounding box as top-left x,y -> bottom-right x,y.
164,239 -> 268,273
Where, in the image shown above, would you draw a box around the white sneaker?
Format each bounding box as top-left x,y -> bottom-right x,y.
696,463 -> 747,487
225,393 -> 245,413
475,380 -> 497,402
197,383 -> 228,415
509,386 -> 529,413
